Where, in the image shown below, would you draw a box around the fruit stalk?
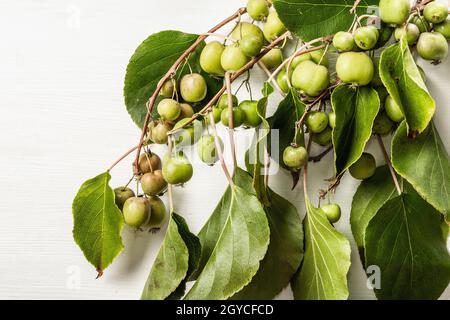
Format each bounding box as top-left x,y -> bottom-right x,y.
133,7 -> 248,175
376,134 -> 402,195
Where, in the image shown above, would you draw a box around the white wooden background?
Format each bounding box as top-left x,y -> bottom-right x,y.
0,0 -> 449,300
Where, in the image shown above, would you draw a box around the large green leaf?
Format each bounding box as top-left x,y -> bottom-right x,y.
392,122 -> 450,216
274,0 -> 378,41
185,171 -> 270,300
167,213 -> 201,300
365,193 -> 450,300
331,85 -> 379,176
379,38 -> 435,137
124,30 -> 222,128
350,166 -> 398,251
232,189 -> 304,300
72,172 -> 124,276
291,199 -> 351,300
141,212 -> 200,300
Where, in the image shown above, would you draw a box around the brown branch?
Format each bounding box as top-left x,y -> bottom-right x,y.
132,7 -> 247,175
225,72 -> 238,170
108,145 -> 139,172
350,0 -> 362,14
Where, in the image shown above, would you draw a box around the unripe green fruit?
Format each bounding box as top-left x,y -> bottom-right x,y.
221,45 -> 250,72
277,68 -> 290,93
114,187 -> 135,210
146,196 -> 167,229
292,60 -> 330,97
321,204 -> 342,223
336,52 -> 374,86
434,20 -> 450,39
424,1 -> 448,24
218,94 -> 238,109
198,135 -> 223,165
157,98 -> 181,121
123,197 -> 150,228
138,153 -> 162,173
260,48 -> 283,70
333,31 -> 356,52
140,170 -> 167,196
221,107 -> 245,127
263,11 -> 287,41
212,107 -> 222,123
160,79 -> 175,98
328,112 -> 336,129
411,16 -> 431,33
394,23 -> 420,45
417,32 -> 449,61
312,127 -> 332,146
162,152 -> 193,185
176,103 -> 194,121
151,122 -> 172,144
240,100 -> 262,127
379,0 -> 410,25
291,54 -> 312,69
375,86 -> 389,103
247,0 -> 269,21
240,35 -> 264,57
354,26 -> 379,50
385,96 -> 405,123
283,146 -> 308,170
180,73 -> 207,103
350,153 -> 376,180
305,111 -> 329,133
173,118 -> 202,146
373,111 -> 394,136
231,22 -> 264,42
310,49 -> 329,67
200,41 -> 226,76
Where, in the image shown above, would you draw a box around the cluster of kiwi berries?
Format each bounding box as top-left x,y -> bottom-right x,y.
281,0 -> 449,184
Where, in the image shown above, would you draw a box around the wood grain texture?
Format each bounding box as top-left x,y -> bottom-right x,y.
0,0 -> 448,299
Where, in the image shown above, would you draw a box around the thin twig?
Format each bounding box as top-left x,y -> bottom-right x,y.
376,134 -> 402,195
108,145 -> 139,172
350,0 -> 362,14
167,138 -> 175,213
208,112 -> 234,186
225,72 -> 237,171
133,7 -> 248,175
257,61 -> 286,96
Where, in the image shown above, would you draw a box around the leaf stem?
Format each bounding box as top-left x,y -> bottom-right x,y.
376,134 -> 402,195
133,7 -> 248,175
108,145 -> 139,172
225,72 -> 237,172
167,138 -> 175,213
208,112 -> 234,187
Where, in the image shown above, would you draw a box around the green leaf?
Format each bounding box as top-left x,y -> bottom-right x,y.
72,172 -> 124,276
124,30 -> 222,128
291,198 -> 351,300
350,166 -> 398,251
167,213 -> 201,300
379,38 -> 435,137
232,189 -> 304,300
191,168 -> 254,280
185,169 -> 270,300
274,0 -> 378,41
365,193 -> 450,300
269,88 -> 305,169
392,122 -> 450,216
331,85 -> 379,176
141,213 -> 195,300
